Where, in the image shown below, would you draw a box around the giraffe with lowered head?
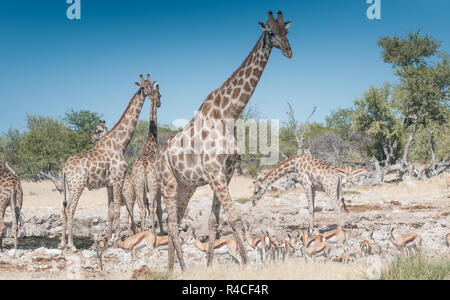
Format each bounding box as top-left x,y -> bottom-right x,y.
157,11 -> 293,271
252,154 -> 367,229
59,75 -> 157,250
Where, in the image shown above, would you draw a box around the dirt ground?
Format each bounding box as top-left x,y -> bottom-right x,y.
0,174 -> 449,280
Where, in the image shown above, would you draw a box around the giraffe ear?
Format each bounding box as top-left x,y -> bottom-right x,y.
135,82 -> 141,88
335,168 -> 348,175
258,22 -> 268,31
284,21 -> 292,30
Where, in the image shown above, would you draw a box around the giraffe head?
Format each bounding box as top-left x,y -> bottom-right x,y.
135,74 -> 156,98
258,11 -> 293,58
252,177 -> 266,206
89,121 -> 108,143
151,82 -> 162,108
336,167 -> 367,185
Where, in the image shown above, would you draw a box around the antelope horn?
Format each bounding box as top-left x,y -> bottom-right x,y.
277,11 -> 284,24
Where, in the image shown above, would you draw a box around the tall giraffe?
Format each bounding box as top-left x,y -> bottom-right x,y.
252,154 -> 366,229
0,160 -> 23,251
59,75 -> 157,250
157,11 -> 293,271
130,82 -> 164,234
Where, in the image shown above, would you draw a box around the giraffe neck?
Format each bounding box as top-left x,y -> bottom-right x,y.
259,156 -> 299,192
149,98 -> 158,142
202,32 -> 273,120
0,160 -> 7,175
107,90 -> 146,151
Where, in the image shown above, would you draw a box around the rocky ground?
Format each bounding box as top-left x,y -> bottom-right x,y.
0,174 -> 449,279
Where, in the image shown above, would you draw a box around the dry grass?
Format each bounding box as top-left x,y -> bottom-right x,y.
170,260 -> 367,280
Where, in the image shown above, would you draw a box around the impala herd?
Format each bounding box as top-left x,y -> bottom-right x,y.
92,221 -> 448,270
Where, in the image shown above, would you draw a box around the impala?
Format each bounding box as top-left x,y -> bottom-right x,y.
243,224 -> 271,267
111,231 -> 157,261
187,229 -> 241,266
360,231 -> 374,258
385,225 -> 422,255
297,235 -> 331,261
317,228 -> 349,251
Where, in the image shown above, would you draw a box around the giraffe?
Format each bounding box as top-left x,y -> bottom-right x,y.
252,154 -> 367,230
130,82 -> 164,234
90,116 -> 162,235
59,75 -> 157,250
157,11 -> 293,271
0,160 -> 23,251
89,120 -> 108,143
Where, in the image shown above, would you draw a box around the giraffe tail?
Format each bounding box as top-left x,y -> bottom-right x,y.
62,172 -> 68,213
143,171 -> 151,217
338,177 -> 348,212
13,186 -> 24,227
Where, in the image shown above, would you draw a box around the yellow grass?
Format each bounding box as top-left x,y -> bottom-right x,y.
168,260 -> 367,280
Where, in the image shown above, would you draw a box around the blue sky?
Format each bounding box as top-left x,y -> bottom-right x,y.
0,0 -> 449,133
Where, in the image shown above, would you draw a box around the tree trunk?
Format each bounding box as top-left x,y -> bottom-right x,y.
402,119 -> 419,164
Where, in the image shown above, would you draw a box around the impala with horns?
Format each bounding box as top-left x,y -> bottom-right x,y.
385,225 -> 422,255
243,224 -> 272,268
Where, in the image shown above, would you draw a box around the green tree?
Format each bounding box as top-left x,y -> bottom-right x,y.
64,110 -> 103,153
378,30 -> 449,165
352,83 -> 402,166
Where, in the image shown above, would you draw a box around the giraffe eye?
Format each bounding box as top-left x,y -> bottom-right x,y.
269,32 -> 274,37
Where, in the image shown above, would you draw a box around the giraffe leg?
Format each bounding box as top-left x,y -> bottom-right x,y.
146,174 -> 158,233
14,187 -> 23,250
66,188 -> 84,251
0,204 -> 6,252
155,190 -> 164,235
329,179 -> 343,229
303,183 -> 315,230
207,194 -> 221,268
112,179 -> 125,237
125,199 -> 136,236
106,187 -> 114,244
11,191 -> 18,250
134,178 -> 146,233
209,180 -> 248,266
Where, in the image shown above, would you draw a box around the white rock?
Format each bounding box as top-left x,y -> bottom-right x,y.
45,249 -> 63,257
81,250 -> 95,259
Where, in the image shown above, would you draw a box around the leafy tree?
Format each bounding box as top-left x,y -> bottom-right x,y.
352,83 -> 402,166
378,31 -> 449,165
64,110 -> 104,153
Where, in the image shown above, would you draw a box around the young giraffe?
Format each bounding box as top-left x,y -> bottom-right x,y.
0,160 -> 23,251
157,11 -> 293,271
130,82 -> 164,234
252,154 -> 366,229
59,75 -> 157,250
